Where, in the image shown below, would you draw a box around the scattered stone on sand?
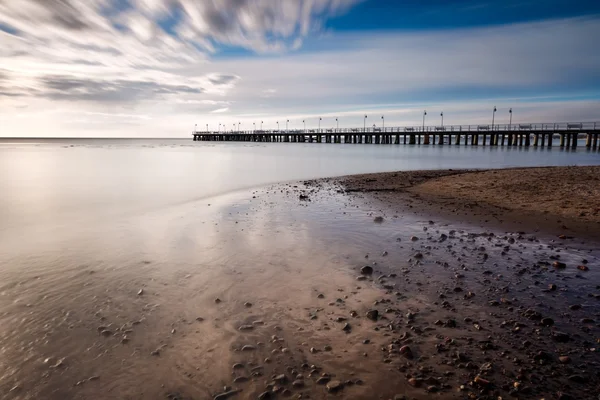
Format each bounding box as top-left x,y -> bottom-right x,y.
214,298 -> 222,304
326,380 -> 343,392
238,325 -> 254,331
244,302 -> 252,307
553,261 -> 566,269
214,389 -> 242,400
360,265 -> 373,275
241,345 -> 256,351
577,265 -> 589,271
342,323 -> 351,332
137,289 -> 144,296
366,309 -> 379,321
373,216 -> 384,223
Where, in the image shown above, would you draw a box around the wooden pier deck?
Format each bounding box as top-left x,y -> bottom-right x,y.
192,122 -> 600,149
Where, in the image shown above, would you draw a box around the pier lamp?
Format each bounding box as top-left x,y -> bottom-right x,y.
509,108 -> 513,130
286,119 -> 289,131
238,122 -> 241,132
218,123 -> 221,133
422,110 -> 427,131
364,115 -> 367,132
382,116 -> 384,131
336,118 -> 338,131
318,117 -> 322,132
194,123 -> 197,133
277,121 -> 279,131
440,112 -> 444,127
303,120 -> 305,131
261,120 -> 263,130
206,123 -> 208,132
492,106 -> 497,129
253,122 -> 256,132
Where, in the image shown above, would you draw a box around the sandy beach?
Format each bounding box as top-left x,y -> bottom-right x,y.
1,166 -> 599,400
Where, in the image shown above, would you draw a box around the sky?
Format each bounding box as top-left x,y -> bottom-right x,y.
1,0 -> 600,137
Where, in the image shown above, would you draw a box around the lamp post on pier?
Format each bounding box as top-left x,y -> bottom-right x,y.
492,106 -> 497,130
303,120 -> 305,132
422,110 -> 427,131
318,117 -> 321,132
276,121 -> 279,131
261,121 -> 263,131
440,112 -> 444,127
336,118 -> 338,131
194,123 -> 197,133
238,122 -> 241,133
382,116 -> 384,132
509,108 -> 512,130
218,123 -> 220,133
364,115 -> 367,132
253,122 -> 256,132
286,119 -> 289,132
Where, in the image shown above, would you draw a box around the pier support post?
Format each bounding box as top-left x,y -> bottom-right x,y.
593,133 -> 598,149
559,133 -> 565,147
409,135 -> 416,145
586,134 -> 592,148
533,134 -> 538,147
548,133 -> 553,147
572,133 -> 578,148
455,134 -> 461,145
424,134 -> 430,145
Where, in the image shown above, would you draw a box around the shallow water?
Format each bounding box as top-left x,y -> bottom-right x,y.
0,139 -> 599,399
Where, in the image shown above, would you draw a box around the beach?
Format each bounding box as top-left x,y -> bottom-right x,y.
0,159 -> 599,400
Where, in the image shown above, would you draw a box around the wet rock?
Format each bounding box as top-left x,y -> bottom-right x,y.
373,216 -> 384,223
232,363 -> 244,370
568,375 -> 588,384
559,356 -> 571,364
577,265 -> 589,271
548,283 -> 557,291
360,265 -> 373,275
366,309 -> 379,321
258,391 -> 272,399
569,304 -> 581,310
274,374 -> 287,384
407,378 -> 421,387
410,236 -> 419,241
356,275 -> 367,281
473,375 -> 490,388
399,345 -> 413,359
292,380 -> 304,388
244,302 -> 252,307
541,317 -> 554,327
324,345 -> 332,351
552,331 -> 570,343
215,298 -> 222,304
553,261 -> 566,269
233,376 -> 249,383
317,293 -> 325,299
100,330 -> 112,337
326,380 -> 343,392
413,253 -> 424,260
316,376 -> 330,385
241,345 -> 256,351
342,323 -> 351,332
137,289 -> 144,296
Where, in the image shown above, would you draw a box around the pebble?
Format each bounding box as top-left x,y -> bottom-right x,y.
214,298 -> 222,304
244,302 -> 252,307
342,323 -> 351,332
292,380 -> 304,388
326,380 -> 343,392
360,265 -> 373,275
238,325 -> 254,331
373,216 -> 384,223
366,309 -> 379,321
241,345 -> 256,351
137,289 -> 144,296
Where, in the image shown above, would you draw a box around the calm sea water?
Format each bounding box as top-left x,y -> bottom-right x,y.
1,138 -> 598,235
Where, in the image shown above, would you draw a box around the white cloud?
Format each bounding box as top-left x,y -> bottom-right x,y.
0,0 -> 599,137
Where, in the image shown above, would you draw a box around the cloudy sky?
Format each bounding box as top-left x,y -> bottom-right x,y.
1,0 -> 600,137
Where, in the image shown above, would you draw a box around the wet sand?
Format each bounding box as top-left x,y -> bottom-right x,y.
0,167 -> 599,400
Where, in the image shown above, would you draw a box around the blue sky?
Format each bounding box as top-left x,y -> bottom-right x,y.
1,0 -> 599,137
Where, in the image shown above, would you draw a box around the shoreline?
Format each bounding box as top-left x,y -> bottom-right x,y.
325,165 -> 600,242
1,166 -> 599,400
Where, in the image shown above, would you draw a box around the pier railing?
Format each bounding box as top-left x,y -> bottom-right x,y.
194,121 -> 599,135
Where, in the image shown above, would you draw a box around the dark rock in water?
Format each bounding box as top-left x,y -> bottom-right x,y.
326,380 -> 343,392
274,374 -> 287,383
292,380 -> 304,388
548,283 -> 557,291
559,356 -> 571,364
552,331 -> 570,343
577,265 -> 589,271
366,310 -> 379,321
540,317 -> 554,327
523,309 -> 542,320
399,345 -> 413,359
568,375 -> 588,384
316,376 -> 330,385
410,236 -> 419,241
342,323 -> 351,332
413,253 -> 424,260
569,304 -> 581,310
360,265 -> 373,275
299,194 -> 310,201
373,216 -> 384,223
553,261 -> 567,269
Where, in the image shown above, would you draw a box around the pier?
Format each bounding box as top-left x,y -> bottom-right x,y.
192,122 -> 600,150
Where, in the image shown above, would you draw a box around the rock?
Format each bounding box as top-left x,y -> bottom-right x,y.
100,330 -> 112,337
577,265 -> 589,271
366,309 -> 379,321
137,289 -> 144,296
274,374 -> 287,383
413,253 -> 424,260
399,345 -> 413,359
244,302 -> 252,307
241,345 -> 256,351
317,293 -> 325,298
233,376 -> 248,383
232,363 -> 244,370
292,380 -> 304,388
324,345 -> 332,351
342,323 -> 351,332
373,216 -> 384,223
407,378 -> 421,387
541,317 -> 554,327
552,331 -> 570,342
568,375 -> 588,383
214,298 -> 222,304
258,391 -> 272,399
473,375 -> 490,387
426,385 -> 439,393
410,236 -> 419,241
360,265 -> 373,275
326,380 -> 343,392
569,304 -> 581,310
356,275 -> 367,281
316,376 -> 330,385
553,261 -> 566,269
548,283 -> 557,291
238,325 -> 254,331
559,356 -> 571,364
